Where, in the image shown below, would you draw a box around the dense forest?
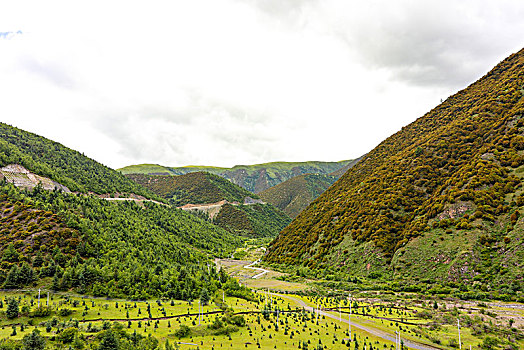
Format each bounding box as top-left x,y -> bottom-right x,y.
214,203 -> 291,237
0,123 -> 156,197
0,180 -> 248,299
266,48 -> 524,289
0,122 -> 251,300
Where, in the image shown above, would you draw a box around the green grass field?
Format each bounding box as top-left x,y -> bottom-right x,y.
0,288 -> 521,349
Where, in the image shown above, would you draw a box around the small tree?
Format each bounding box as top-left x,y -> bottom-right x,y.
6,297 -> 19,319
99,330 -> 118,350
174,325 -> 191,339
23,329 -> 46,350
200,288 -> 210,306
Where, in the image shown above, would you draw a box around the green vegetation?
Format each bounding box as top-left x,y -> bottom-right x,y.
266,48 -> 524,292
0,289 -> 520,349
214,203 -> 291,238
127,172 -> 257,207
0,122 -> 155,196
127,172 -> 291,238
0,121 -> 257,300
0,180 -> 246,299
260,174 -> 337,218
120,160 -> 354,193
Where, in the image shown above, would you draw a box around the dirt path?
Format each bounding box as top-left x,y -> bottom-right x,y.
275,293 -> 443,350
244,259 -> 270,279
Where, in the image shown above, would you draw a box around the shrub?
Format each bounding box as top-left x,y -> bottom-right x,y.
174,325 -> 191,339
57,308 -> 73,316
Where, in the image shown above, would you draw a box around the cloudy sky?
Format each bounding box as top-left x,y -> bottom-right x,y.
1,1 -> 523,169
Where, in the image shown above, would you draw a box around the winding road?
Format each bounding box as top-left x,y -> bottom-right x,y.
243,259 -> 270,279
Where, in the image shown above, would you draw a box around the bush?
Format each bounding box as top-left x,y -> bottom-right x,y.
480,336 -> 499,350
58,327 -> 77,343
30,306 -> 51,318
57,308 -> 73,316
213,325 -> 238,336
22,329 -> 45,350
174,325 -> 191,339
228,315 -> 246,327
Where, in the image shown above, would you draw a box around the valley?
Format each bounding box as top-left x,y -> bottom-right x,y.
0,38 -> 523,350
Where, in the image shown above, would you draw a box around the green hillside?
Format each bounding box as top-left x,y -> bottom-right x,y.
259,174 -> 337,218
127,172 -> 291,238
0,123 -> 154,196
214,203 -> 291,238
0,124 -> 248,299
259,158 -> 362,218
126,172 -> 257,207
119,160 -> 353,193
265,48 -> 524,291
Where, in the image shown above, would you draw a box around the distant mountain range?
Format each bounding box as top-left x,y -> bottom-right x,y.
265,48 -> 524,293
119,160 -> 354,193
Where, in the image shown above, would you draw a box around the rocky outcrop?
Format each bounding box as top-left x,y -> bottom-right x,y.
0,164 -> 71,193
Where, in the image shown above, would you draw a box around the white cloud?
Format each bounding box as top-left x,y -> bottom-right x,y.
0,0 -> 523,168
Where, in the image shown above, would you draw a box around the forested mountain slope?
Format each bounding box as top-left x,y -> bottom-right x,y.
259,174 -> 337,218
266,48 -> 524,290
127,172 -> 291,238
259,158 -> 361,218
0,123 -> 154,196
127,172 -> 257,207
0,124 -> 249,299
119,160 -> 353,193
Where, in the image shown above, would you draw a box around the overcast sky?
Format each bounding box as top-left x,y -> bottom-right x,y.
1,1 -> 523,169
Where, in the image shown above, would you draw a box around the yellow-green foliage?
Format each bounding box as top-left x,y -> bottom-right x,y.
0,190 -> 80,275
267,48 -> 524,267
260,174 -> 336,218
214,203 -> 291,238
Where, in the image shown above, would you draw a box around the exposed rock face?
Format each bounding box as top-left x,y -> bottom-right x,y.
0,164 -> 71,193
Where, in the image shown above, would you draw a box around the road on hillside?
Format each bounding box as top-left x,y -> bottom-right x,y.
274,293 -> 443,350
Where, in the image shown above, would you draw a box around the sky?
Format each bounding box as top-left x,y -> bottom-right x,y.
1,1 -> 523,169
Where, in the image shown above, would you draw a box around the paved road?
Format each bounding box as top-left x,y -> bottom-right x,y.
275,293 -> 443,350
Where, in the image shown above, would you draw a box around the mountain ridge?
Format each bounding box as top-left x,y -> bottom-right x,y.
119,159 -> 354,193
259,157 -> 362,218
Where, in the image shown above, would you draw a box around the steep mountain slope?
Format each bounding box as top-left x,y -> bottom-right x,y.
0,123 -> 247,299
0,123 -> 153,196
329,156 -> 363,178
213,203 -> 291,238
259,158 -> 362,218
127,172 -> 291,238
127,172 -> 257,207
119,160 -> 354,193
259,174 -> 337,218
266,49 -> 524,290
